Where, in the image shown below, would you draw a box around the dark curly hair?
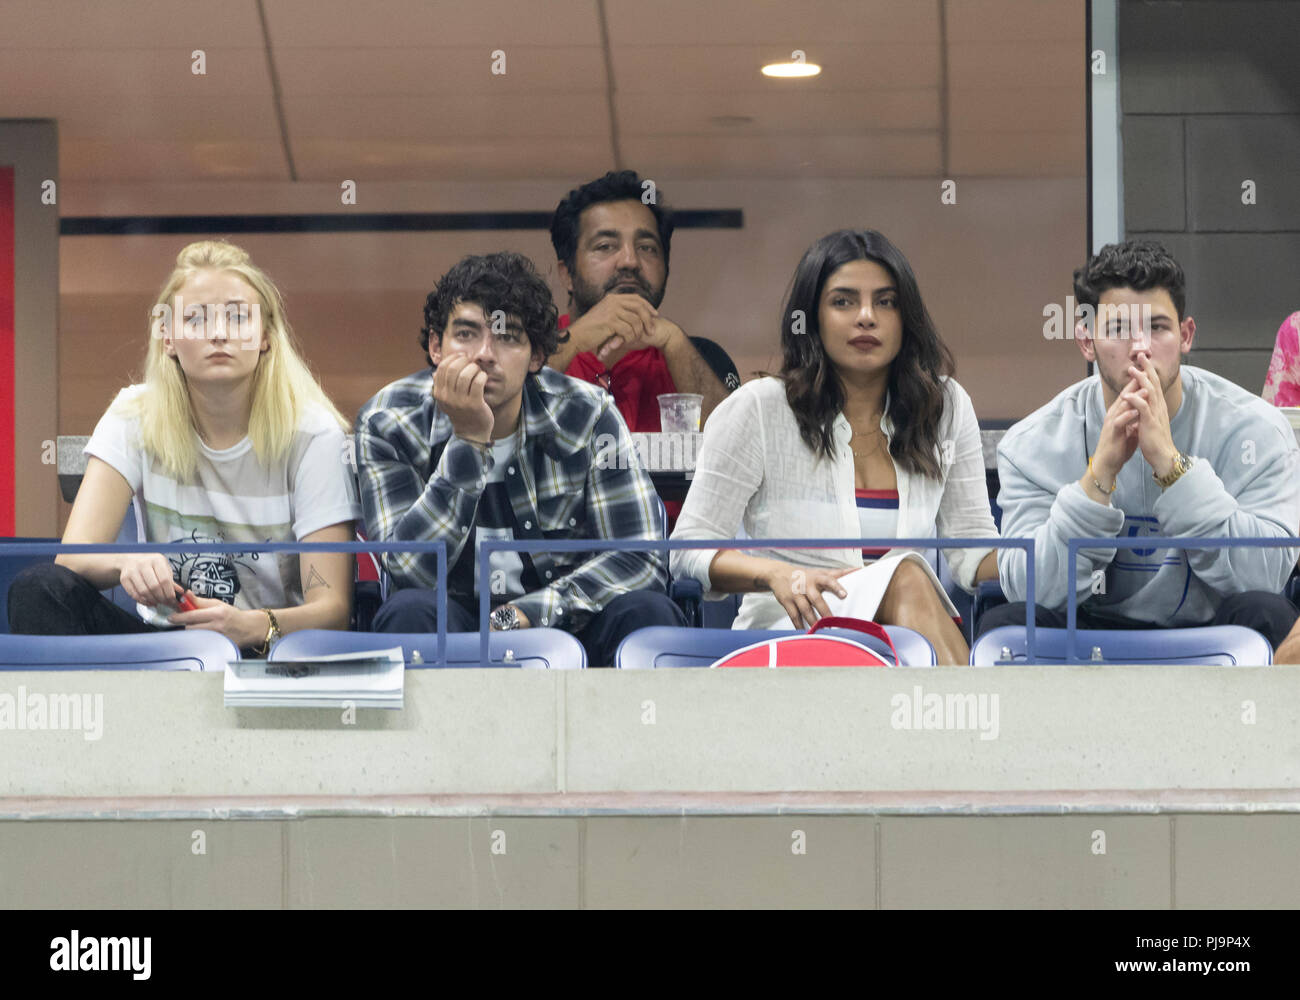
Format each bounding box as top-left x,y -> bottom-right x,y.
549,169 -> 674,275
419,251 -> 560,366
1073,239 -> 1186,323
779,230 -> 955,480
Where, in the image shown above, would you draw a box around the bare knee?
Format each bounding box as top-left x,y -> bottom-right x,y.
879,560 -> 942,621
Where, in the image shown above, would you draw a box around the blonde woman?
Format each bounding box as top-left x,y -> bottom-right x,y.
8,241 -> 360,653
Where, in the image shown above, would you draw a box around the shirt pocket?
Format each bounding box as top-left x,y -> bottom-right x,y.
537,490 -> 587,537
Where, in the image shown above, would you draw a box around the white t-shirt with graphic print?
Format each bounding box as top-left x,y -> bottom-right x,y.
84,385 -> 361,615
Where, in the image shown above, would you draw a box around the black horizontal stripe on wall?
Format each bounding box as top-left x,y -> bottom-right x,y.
60,209 -> 744,236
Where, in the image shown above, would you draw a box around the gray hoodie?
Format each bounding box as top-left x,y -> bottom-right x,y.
995,365 -> 1300,623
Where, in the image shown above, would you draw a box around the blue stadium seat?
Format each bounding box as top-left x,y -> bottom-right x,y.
669,575 -> 703,625
1285,567 -> 1300,608
615,625 -> 937,669
669,577 -> 744,629
0,630 -> 239,670
972,580 -> 1007,635
3,504 -> 147,617
664,499 -> 746,627
970,625 -> 1272,666
937,554 -> 975,642
0,537 -> 60,634
702,592 -> 743,628
268,628 -> 587,669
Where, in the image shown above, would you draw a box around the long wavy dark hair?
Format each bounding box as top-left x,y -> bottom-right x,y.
779,230 -> 954,479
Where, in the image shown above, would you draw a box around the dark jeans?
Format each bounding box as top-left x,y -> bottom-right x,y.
977,591 -> 1299,650
7,562 -> 167,636
373,588 -> 686,667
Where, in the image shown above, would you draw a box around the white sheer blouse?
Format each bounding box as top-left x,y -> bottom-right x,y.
670,375 -> 999,630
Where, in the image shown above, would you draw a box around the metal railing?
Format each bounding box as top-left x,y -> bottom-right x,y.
16,534 -> 1293,667
1064,535 -> 1300,664
0,539 -> 448,663
478,536 -> 1033,666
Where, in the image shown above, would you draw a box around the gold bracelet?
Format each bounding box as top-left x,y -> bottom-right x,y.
1088,455 -> 1117,496
252,609 -> 281,657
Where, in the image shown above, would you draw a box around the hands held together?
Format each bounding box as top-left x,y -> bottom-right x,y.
566,293 -> 680,366
1090,354 -> 1181,495
118,552 -> 268,649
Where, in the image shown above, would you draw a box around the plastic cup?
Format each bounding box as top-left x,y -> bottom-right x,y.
657,393 -> 703,432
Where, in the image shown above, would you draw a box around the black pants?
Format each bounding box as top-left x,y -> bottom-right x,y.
373,588 -> 686,667
977,591 -> 1299,650
7,563 -> 167,636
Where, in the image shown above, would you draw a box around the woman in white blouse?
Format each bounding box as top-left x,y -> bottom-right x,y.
670,230 -> 999,664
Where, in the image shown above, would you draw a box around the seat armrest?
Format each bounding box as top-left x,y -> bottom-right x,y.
972,580 -> 1007,637
670,577 -> 703,628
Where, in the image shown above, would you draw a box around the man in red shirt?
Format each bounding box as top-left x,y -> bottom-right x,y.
547,170 -> 735,432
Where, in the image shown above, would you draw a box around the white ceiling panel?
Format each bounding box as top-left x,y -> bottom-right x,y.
61,138 -> 289,181
8,97 -> 282,141
620,132 -> 942,178
0,1 -> 1087,183
604,0 -> 938,45
272,45 -> 607,96
262,0 -> 601,48
292,136 -> 613,181
611,43 -> 942,94
0,0 -> 263,48
0,48 -> 273,101
284,93 -> 609,139
616,87 -> 940,135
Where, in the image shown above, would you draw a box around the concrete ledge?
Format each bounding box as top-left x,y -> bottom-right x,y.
3,667 -> 1298,907
3,666 -> 1298,797
6,788 -> 1300,822
1,811 -> 1296,908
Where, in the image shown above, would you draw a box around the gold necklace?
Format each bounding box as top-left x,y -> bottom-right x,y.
849,415 -> 885,459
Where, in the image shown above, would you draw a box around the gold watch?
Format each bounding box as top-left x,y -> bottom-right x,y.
253,609 -> 282,656
1153,452 -> 1194,489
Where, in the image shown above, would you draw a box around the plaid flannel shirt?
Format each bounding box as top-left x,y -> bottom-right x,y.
356,366 -> 666,632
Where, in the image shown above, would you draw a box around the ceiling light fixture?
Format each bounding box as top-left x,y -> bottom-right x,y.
761,60 -> 821,78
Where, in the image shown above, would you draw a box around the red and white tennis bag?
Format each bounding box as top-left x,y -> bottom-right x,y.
710,618 -> 900,668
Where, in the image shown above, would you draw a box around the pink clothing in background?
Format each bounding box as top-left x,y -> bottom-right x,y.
1262,312 -> 1300,405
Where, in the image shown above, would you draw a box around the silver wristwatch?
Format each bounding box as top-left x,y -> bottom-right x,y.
490,605 -> 522,631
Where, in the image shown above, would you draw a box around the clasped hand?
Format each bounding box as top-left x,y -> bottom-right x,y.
1092,355 -> 1178,485
566,293 -> 679,365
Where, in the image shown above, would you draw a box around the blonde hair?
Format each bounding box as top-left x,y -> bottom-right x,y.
115,240 -> 350,480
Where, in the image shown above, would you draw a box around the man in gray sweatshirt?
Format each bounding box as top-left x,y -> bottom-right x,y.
981,241 -> 1300,648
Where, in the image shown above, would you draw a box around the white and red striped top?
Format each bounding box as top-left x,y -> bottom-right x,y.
855,488 -> 899,560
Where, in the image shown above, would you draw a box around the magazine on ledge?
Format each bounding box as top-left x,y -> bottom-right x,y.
224,646 -> 405,709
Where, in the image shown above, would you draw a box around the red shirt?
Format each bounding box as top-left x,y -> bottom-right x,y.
562,337 -> 678,433
560,314 -> 683,522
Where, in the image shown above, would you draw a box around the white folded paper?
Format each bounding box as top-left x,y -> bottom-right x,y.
224,646 -> 405,709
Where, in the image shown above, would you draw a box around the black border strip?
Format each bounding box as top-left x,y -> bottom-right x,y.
59,209 -> 743,237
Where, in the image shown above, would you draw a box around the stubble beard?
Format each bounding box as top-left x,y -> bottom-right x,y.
570,269 -> 666,318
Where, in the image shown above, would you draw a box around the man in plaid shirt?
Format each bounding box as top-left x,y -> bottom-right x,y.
357,251 -> 684,666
